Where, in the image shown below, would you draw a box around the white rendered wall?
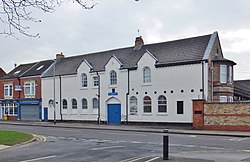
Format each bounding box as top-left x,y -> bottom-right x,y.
42,52 -> 203,123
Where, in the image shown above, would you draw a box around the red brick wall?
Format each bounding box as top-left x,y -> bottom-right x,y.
20,77 -> 41,98
0,77 -> 41,99
193,100 -> 250,131
192,99 -> 205,129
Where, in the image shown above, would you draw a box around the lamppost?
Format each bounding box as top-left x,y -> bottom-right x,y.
53,59 -> 56,125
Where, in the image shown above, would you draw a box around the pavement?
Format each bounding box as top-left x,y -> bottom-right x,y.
0,120 -> 250,162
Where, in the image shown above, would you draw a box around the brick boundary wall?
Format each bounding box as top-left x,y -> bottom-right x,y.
193,100 -> 250,131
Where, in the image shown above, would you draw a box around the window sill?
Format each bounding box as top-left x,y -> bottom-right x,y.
142,83 -> 152,86
108,85 -> 117,88
80,87 -> 88,90
142,113 -> 152,116
156,113 -> 168,116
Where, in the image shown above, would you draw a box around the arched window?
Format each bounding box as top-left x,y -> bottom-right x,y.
62,99 -> 67,109
143,96 -> 152,113
82,98 -> 88,109
158,95 -> 167,113
143,67 -> 151,83
72,99 -> 77,109
92,98 -> 98,109
110,70 -> 117,85
130,96 -> 138,115
81,73 -> 88,87
48,99 -> 53,107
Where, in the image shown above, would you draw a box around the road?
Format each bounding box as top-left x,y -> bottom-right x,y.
0,124 -> 250,162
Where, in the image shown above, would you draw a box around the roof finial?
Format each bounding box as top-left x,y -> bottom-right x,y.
137,29 -> 140,37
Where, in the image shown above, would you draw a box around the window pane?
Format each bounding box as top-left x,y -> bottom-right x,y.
63,99 -> 67,109
82,98 -> 88,109
93,98 -> 98,109
143,96 -> 151,113
110,70 -> 117,85
177,101 -> 184,114
158,95 -> 167,113
143,67 -> 151,83
93,76 -> 99,86
130,96 -> 138,115
220,65 -> 227,83
81,74 -> 87,87
72,99 -> 77,109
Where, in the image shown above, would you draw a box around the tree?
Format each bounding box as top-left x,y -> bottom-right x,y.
0,0 -> 96,37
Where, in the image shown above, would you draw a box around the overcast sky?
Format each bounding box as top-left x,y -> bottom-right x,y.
0,0 -> 249,80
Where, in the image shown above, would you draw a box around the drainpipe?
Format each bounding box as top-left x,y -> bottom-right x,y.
202,61 -> 205,100
97,72 -> 101,124
125,68 -> 130,125
211,62 -> 214,102
59,75 -> 62,121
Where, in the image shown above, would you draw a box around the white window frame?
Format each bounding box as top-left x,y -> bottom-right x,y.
72,99 -> 77,109
143,67 -> 151,84
110,70 -> 117,85
62,99 -> 67,109
220,96 -> 227,102
24,81 -> 36,98
92,98 -> 98,109
158,95 -> 167,113
81,73 -> 88,88
130,96 -> 138,115
93,76 -> 99,87
82,98 -> 88,109
4,83 -> 13,99
229,66 -> 233,83
220,65 -> 227,84
143,96 -> 152,113
1,103 -> 18,116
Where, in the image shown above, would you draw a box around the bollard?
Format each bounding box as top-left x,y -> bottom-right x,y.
163,130 -> 169,160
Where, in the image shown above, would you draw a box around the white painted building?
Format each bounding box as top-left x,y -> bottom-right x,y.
41,32 -> 236,124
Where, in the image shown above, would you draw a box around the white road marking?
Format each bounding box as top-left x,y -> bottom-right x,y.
127,156 -> 152,162
145,157 -> 160,162
100,132 -> 147,136
189,135 -> 197,138
229,138 -> 248,141
20,155 -> 56,162
130,141 -> 142,144
91,145 -> 124,151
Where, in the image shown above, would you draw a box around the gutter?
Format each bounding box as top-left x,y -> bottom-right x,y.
125,68 -> 130,125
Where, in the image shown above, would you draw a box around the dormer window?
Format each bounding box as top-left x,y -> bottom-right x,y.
36,65 -> 44,71
14,70 -> 21,74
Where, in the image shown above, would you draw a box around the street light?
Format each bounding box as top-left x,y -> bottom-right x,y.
53,59 -> 56,125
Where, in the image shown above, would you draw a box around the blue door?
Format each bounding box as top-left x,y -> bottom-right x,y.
44,107 -> 48,122
107,104 -> 121,124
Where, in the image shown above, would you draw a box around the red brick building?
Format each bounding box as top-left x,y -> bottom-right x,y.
0,60 -> 53,120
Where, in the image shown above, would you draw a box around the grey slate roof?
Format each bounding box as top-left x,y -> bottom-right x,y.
42,33 -> 214,78
234,80 -> 250,98
1,62 -> 37,79
21,60 -> 54,77
0,60 -> 54,80
212,54 -> 236,65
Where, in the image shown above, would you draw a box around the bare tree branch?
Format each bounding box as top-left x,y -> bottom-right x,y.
0,0 -> 97,37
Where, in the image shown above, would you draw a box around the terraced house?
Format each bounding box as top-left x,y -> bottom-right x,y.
41,31 -> 236,124
0,60 -> 54,121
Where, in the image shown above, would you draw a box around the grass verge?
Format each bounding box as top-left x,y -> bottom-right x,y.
0,130 -> 33,146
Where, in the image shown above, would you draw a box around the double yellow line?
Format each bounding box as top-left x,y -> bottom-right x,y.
32,134 -> 46,142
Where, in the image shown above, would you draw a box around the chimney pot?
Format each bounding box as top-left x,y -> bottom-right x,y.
56,53 -> 65,59
134,36 -> 144,50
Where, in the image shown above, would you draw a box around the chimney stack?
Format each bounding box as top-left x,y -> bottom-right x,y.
134,36 -> 144,50
56,52 -> 65,59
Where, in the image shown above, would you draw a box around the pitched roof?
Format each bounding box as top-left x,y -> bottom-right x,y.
0,60 -> 54,80
212,54 -> 236,65
1,62 -> 37,79
234,80 -> 250,99
0,68 -> 6,78
42,33 -> 214,77
21,60 -> 54,77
